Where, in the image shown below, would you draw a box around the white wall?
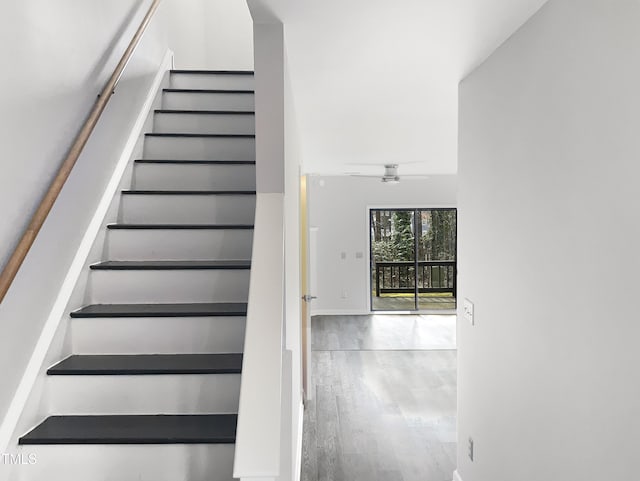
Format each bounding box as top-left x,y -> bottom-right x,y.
308,175 -> 457,314
233,10 -> 303,478
457,1 -> 640,480
0,0 -> 170,427
253,22 -> 284,193
283,32 -> 303,481
164,0 -> 254,70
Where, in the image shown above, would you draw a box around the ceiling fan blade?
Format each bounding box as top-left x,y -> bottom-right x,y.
345,161 -> 424,166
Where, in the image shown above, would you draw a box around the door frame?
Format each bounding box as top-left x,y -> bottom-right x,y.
300,175 -> 310,401
365,204 -> 457,313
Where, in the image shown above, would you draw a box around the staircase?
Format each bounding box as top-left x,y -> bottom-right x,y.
14,70 -> 256,481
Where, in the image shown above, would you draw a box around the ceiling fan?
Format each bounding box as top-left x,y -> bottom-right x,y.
345,163 -> 429,184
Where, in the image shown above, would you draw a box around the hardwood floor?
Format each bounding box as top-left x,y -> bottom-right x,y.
302,315 -> 457,481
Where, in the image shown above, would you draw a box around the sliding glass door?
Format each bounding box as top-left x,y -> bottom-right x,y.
370,209 -> 417,310
370,208 -> 456,311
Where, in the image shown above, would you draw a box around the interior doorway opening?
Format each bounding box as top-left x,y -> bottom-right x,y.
369,208 -> 457,311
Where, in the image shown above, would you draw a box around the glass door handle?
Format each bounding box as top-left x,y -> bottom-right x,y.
302,295 -> 317,302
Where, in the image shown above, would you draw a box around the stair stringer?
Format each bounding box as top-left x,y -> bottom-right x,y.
0,51 -> 174,478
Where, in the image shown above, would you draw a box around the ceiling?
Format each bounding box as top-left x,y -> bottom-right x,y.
248,0 -> 549,176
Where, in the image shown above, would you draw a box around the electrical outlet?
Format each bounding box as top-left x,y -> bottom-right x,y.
468,437 -> 474,462
341,290 -> 348,299
463,298 -> 474,326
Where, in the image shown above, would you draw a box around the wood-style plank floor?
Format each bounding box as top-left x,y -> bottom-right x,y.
312,314 -> 456,351
302,315 -> 457,481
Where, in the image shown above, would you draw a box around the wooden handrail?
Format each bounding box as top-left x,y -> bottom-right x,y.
0,0 -> 162,303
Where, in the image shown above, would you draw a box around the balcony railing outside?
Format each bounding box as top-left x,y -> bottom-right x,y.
375,260 -> 456,297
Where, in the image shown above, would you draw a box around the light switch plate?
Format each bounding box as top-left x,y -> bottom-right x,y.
463,298 -> 474,325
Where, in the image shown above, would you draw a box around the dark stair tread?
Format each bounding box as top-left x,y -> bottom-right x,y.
48,353 -> 243,375
145,132 -> 256,139
19,414 -> 237,445
121,190 -> 256,195
90,260 -> 251,270
163,88 -> 254,94
155,109 -> 254,115
71,302 -> 248,318
170,69 -> 254,75
146,133 -> 255,138
107,224 -> 254,230
135,159 -> 256,165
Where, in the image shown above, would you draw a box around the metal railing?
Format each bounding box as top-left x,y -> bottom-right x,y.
375,260 -> 456,297
0,0 -> 162,303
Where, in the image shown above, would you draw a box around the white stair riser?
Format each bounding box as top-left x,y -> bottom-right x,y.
48,374 -> 240,415
133,163 -> 256,191
89,270 -> 250,303
162,91 -> 254,111
170,73 -> 254,90
144,136 -> 255,160
7,444 -> 234,481
71,316 -> 245,354
106,229 -> 253,261
120,195 -> 255,224
153,113 -> 255,135
72,316 -> 246,354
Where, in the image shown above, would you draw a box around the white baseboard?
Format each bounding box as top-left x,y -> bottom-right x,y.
311,309 -> 371,316
311,309 -> 457,317
294,400 -> 304,481
453,469 -> 463,481
0,49 -> 173,455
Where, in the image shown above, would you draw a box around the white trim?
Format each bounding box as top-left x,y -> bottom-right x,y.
453,469 -> 463,481
294,400 -> 304,481
311,309 -> 456,317
0,49 -> 173,454
364,205 -> 374,313
304,321 -> 313,402
414,309 -> 457,315
311,309 -> 371,316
